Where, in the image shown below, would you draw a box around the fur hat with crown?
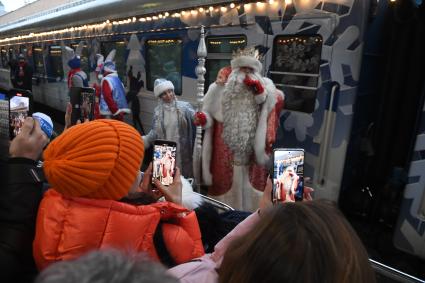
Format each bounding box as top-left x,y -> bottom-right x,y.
230,46 -> 262,73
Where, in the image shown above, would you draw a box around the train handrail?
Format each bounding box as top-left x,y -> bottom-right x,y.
317,82 -> 339,185
370,259 -> 425,283
193,192 -> 235,212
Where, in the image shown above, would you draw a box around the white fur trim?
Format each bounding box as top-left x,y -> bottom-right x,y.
254,93 -> 266,104
103,61 -> 116,73
202,126 -> 213,185
96,54 -> 104,72
231,56 -> 262,73
201,83 -> 225,185
154,80 -> 174,97
210,165 -> 261,211
254,78 -> 278,165
64,46 -> 75,58
181,176 -> 203,209
202,82 -> 224,123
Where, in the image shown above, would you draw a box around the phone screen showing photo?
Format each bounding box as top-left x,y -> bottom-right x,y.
272,149 -> 304,203
0,93 -> 8,139
70,87 -> 95,125
152,141 -> 177,186
9,95 -> 29,139
80,88 -> 95,121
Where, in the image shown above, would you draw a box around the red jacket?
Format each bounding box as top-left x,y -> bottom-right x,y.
33,189 -> 204,270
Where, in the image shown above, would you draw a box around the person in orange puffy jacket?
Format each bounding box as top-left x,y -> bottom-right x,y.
33,119 -> 204,271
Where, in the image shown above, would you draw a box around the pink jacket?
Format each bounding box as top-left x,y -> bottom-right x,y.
168,211 -> 260,282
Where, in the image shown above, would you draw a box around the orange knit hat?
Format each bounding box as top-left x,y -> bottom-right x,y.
43,120 -> 144,200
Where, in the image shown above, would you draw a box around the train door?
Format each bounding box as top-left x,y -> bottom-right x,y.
263,0 -> 370,202
394,102 -> 425,259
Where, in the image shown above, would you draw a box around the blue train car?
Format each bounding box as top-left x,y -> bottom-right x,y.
0,0 -> 424,280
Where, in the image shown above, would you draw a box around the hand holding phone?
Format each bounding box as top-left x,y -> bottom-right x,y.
152,140 -> 177,186
272,148 -> 305,203
9,93 -> 31,140
9,117 -> 49,160
152,167 -> 183,205
69,87 -> 96,125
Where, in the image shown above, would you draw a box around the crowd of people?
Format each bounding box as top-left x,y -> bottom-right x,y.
0,46 -> 377,283
10,111 -> 27,137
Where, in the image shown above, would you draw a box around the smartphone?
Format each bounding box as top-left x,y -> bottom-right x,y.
9,92 -> 31,139
152,140 -> 177,186
0,92 -> 8,139
272,148 -> 304,203
69,87 -> 96,125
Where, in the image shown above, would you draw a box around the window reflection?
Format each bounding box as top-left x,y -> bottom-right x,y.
71,43 -> 90,81
33,46 -> 45,76
205,35 -> 247,88
146,38 -> 182,95
101,40 -> 127,85
271,35 -> 323,113
48,45 -> 64,81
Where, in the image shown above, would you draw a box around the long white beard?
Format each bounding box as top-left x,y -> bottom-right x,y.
282,175 -> 294,194
222,70 -> 260,165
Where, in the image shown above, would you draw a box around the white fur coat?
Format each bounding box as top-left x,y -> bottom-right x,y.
201,78 -> 283,185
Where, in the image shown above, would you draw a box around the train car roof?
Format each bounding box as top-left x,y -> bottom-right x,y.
0,0 -> 228,36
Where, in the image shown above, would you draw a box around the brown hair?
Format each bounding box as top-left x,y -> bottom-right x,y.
219,200 -> 376,283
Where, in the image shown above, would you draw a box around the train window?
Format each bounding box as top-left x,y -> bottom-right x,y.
0,48 -> 7,68
20,45 -> 34,68
146,38 -> 182,95
270,35 -> 323,114
205,35 -> 247,88
100,41 -> 127,84
47,45 -> 64,81
9,48 -> 17,61
206,36 -> 246,53
71,42 -> 90,80
32,46 -> 45,76
19,46 -> 26,57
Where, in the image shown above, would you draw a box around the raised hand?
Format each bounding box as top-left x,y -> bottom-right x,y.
153,167 -> 182,205
9,117 -> 49,161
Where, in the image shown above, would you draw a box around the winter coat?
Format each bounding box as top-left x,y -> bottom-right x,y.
33,189 -> 204,270
0,158 -> 44,283
168,211 -> 260,282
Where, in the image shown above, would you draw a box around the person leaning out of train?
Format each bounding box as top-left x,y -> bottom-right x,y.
13,54 -> 34,92
168,180 -> 376,283
0,117 -> 49,283
32,119 -> 205,271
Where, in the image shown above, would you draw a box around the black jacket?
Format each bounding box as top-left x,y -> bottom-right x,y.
0,158 -> 44,283
13,63 -> 33,92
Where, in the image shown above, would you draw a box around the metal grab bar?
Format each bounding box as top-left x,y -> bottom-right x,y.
193,192 -> 235,212
274,83 -> 318,90
269,70 -> 320,77
370,259 -> 425,283
317,82 -> 339,185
